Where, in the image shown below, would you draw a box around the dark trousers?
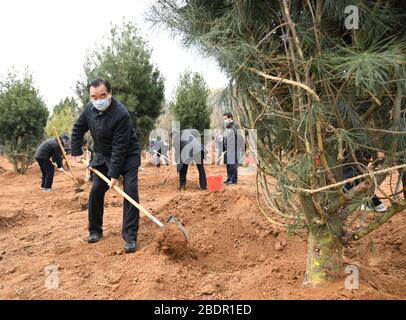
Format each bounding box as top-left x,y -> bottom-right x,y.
343,166 -> 382,206
36,158 -> 54,189
156,154 -> 161,168
226,163 -> 238,183
179,163 -> 207,189
88,163 -> 140,241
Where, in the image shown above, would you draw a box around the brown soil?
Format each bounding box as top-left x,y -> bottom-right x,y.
75,177 -> 86,186
156,224 -> 188,259
0,156 -> 405,300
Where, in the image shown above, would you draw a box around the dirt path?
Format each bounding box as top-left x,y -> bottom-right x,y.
0,156 -> 405,299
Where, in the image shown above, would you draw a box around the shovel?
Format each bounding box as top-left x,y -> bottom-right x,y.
82,159 -> 188,241
52,127 -> 84,193
150,150 -> 177,185
153,150 -> 175,166
216,151 -> 226,164
52,162 -> 85,189
161,164 -> 176,186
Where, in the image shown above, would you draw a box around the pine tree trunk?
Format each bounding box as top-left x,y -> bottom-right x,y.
303,226 -> 344,287
299,193 -> 344,287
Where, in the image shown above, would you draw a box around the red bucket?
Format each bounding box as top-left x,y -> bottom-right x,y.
207,175 -> 223,191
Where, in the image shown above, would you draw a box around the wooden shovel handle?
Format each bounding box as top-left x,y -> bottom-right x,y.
52,127 -> 81,187
161,165 -> 176,185
52,162 -> 74,180
83,160 -> 164,228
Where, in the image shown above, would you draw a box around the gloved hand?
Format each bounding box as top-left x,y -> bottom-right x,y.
58,167 -> 64,172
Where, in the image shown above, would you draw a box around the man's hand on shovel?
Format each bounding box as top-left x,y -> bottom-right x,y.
109,178 -> 119,189
76,156 -> 118,190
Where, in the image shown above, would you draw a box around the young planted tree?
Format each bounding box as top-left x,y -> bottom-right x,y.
170,71 -> 211,132
46,97 -> 79,137
76,21 -> 165,147
0,71 -> 49,173
209,88 -> 230,129
150,0 -> 406,286
156,102 -> 173,133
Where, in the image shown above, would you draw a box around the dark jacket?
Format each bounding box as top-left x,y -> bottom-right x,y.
34,138 -> 63,168
173,129 -> 205,172
223,122 -> 244,165
71,98 -> 141,179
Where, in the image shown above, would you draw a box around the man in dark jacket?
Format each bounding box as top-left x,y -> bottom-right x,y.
35,137 -> 66,192
223,112 -> 244,185
173,129 -> 207,190
71,78 -> 141,253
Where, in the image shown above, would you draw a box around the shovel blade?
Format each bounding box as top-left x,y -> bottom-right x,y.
167,215 -> 188,241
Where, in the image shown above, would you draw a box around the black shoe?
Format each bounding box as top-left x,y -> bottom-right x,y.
223,180 -> 230,184
226,181 -> 237,185
87,233 -> 103,243
178,185 -> 186,191
124,240 -> 137,253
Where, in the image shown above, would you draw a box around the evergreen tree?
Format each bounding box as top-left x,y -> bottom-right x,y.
171,71 -> 210,133
76,21 -> 165,147
46,97 -> 79,137
0,71 -> 48,173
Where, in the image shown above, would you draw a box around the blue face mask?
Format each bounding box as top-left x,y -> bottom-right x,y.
92,97 -> 111,112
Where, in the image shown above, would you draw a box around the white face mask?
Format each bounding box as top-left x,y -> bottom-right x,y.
224,119 -> 233,127
92,97 -> 111,112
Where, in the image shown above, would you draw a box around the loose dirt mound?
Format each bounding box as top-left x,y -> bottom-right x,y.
0,209 -> 36,230
156,224 -> 188,258
52,197 -> 89,212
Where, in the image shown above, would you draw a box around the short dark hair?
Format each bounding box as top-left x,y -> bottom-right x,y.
223,112 -> 233,119
88,78 -> 112,93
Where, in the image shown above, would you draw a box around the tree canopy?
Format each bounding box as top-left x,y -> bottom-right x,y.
76,21 -> 165,147
0,70 -> 48,173
170,70 -> 210,133
46,97 -> 79,138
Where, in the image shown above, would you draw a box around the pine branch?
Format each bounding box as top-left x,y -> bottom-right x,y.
351,200 -> 406,240
290,163 -> 406,195
248,67 -> 321,102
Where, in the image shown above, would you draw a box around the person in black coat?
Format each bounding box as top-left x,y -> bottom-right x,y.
150,137 -> 164,168
70,78 -> 141,253
34,137 -> 67,192
223,112 -> 245,185
173,129 -> 207,190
